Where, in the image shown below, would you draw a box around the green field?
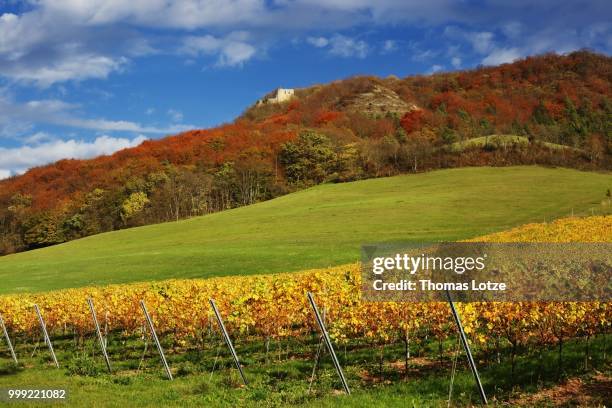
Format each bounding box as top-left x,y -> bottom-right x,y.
0,166 -> 610,294
0,329 -> 609,407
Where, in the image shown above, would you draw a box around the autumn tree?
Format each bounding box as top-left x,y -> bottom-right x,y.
279,131 -> 338,185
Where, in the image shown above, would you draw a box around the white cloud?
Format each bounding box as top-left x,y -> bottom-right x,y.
329,35 -> 369,58
482,47 -> 521,65
444,26 -> 494,54
39,0 -> 267,29
219,42 -> 256,66
0,8 -> 130,86
22,131 -> 55,144
502,21 -> 523,39
180,33 -> 256,66
0,1 -> 610,86
0,134 -> 148,178
407,41 -> 440,61
429,64 -> 444,73
382,40 -> 397,53
308,34 -> 369,58
0,95 -> 191,135
467,31 -> 495,54
307,36 -> 329,47
57,117 -> 189,133
451,56 -> 461,68
167,109 -> 184,122
412,49 -> 438,61
1,54 -> 127,88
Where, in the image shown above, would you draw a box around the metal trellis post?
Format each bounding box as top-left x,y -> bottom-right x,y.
87,298 -> 112,373
34,304 -> 59,368
307,292 -> 350,395
446,290 -> 487,405
140,301 -> 173,380
0,314 -> 18,364
209,299 -> 248,386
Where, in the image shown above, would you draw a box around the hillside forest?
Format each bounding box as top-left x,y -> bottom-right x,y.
0,51 -> 610,255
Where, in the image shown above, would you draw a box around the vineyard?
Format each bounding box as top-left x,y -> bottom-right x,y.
0,216 -> 610,406
0,216 -> 612,405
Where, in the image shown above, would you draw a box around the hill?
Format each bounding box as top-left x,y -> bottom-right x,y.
1,51 -> 611,255
0,166 -> 610,294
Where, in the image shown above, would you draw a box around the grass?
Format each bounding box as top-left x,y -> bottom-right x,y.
445,134 -> 583,153
0,328 -> 609,407
0,166 -> 610,294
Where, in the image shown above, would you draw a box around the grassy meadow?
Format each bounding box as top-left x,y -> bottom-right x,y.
0,166 -> 610,294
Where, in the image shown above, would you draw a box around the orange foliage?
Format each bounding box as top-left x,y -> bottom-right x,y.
0,123 -> 296,210
314,110 -> 343,125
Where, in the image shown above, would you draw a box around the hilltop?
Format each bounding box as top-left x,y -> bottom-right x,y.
0,51 -> 611,255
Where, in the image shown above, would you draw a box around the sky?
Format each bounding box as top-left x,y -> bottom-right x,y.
0,1 -> 611,179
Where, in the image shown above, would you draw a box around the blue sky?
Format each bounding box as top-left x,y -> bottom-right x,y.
0,1 -> 610,179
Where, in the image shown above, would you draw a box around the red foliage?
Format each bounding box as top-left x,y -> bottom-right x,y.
314,110 -> 343,125
2,50 -> 610,214
400,110 -> 425,134
544,101 -> 565,120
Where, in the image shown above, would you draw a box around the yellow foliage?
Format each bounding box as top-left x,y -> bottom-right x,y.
0,216 -> 610,347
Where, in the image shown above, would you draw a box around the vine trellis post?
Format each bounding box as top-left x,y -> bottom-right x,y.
34,304 -> 59,368
140,301 -> 173,380
307,292 -> 350,395
87,298 -> 113,373
209,299 -> 248,386
0,313 -> 18,365
445,290 -> 487,405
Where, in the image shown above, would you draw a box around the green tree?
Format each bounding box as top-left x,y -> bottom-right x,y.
279,131 -> 337,185
24,212 -> 65,248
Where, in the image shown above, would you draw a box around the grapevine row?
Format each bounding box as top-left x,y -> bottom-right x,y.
0,216 -> 609,354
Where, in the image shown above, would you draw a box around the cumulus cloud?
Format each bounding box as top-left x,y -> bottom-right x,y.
0,8 -> 132,86
0,134 -> 148,178
0,1 -> 610,85
180,33 -> 256,66
1,54 -> 127,88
